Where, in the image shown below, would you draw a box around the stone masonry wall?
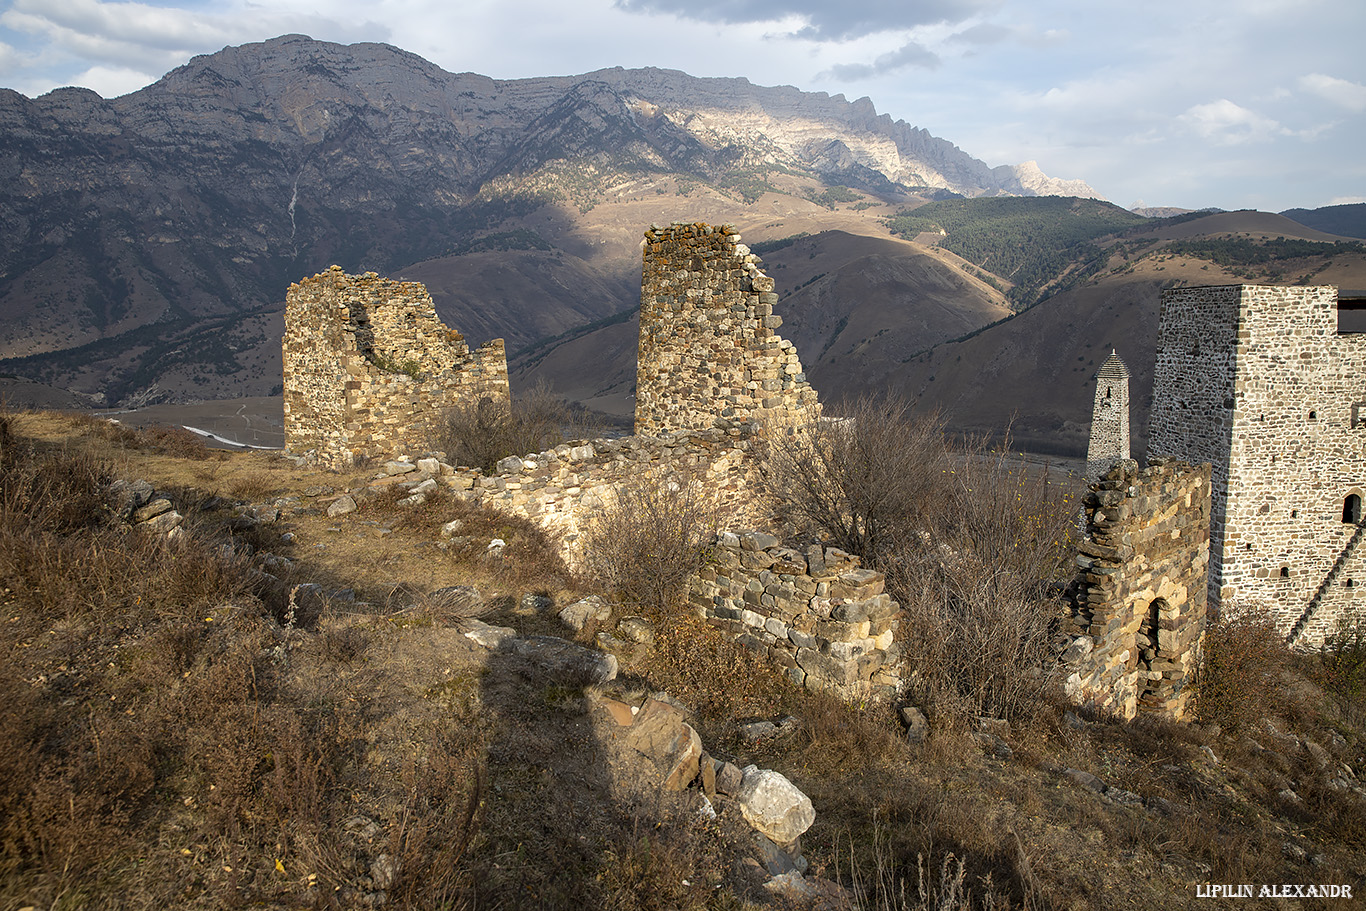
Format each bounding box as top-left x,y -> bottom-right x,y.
1149,285 -> 1366,645
686,532 -> 901,699
443,425 -> 771,571
1061,458 -> 1211,720
284,266 -> 510,469
636,223 -> 820,436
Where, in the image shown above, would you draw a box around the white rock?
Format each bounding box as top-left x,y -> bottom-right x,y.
736,767 -> 815,844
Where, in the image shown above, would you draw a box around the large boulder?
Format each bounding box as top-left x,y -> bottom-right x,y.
735,766 -> 815,845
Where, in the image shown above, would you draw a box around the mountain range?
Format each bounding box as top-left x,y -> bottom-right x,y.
2,34 -> 1364,457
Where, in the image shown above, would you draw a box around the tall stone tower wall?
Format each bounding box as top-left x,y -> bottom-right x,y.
1149,284 -> 1366,644
1085,351 -> 1131,483
635,223 -> 820,436
283,266 -> 510,469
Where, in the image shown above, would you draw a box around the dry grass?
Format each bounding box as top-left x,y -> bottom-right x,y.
2,405 -> 1365,909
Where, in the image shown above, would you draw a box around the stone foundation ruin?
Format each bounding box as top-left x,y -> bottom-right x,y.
283,266 -> 510,469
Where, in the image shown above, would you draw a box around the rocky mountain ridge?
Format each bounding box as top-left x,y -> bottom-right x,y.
0,34 -> 1093,405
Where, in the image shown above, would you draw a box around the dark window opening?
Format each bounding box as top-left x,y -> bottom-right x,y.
1292,509 -> 1299,518
1336,294 -> 1366,333
1310,410 -> 1317,420
1344,494 -> 1362,524
1280,566 -> 1290,578
1348,579 -> 1355,588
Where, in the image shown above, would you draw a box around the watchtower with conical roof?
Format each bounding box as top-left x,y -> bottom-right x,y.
1085,350 -> 1131,483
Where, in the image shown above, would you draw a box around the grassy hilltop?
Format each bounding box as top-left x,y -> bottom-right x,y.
0,405 -> 1364,909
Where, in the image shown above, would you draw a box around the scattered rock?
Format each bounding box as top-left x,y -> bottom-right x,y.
1064,768 -> 1107,794
140,510 -> 184,534
463,620 -> 517,650
621,697 -> 703,790
558,595 -> 611,631
327,495 -> 358,517
518,593 -> 555,614
715,760 -> 744,796
440,519 -> 464,537
486,538 -> 506,557
132,498 -> 174,523
753,832 -> 808,876
381,460 -> 417,476
369,854 -> 399,891
900,705 -> 928,744
507,635 -> 619,686
344,815 -> 382,841
617,616 -> 656,644
735,766 -> 815,845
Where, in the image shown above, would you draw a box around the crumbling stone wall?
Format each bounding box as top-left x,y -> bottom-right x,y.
636,223 -> 820,436
687,533 -> 901,699
1149,284 -> 1366,645
444,425 -> 771,570
283,266 -> 509,469
1060,457 -> 1211,720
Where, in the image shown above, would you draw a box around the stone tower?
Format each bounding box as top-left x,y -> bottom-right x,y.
1085,350 -> 1131,483
1148,284 -> 1366,645
635,222 -> 819,436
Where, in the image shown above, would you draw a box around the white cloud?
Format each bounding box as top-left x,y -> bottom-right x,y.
1177,99 -> 1281,145
66,63 -> 156,97
824,40 -> 940,79
1299,73 -> 1366,112
613,0 -> 998,41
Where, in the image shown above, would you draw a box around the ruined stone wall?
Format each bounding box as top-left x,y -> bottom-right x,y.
444,426 -> 770,570
687,533 -> 901,699
1061,458 -> 1211,720
283,266 -> 510,469
1085,351 -> 1131,483
636,223 -> 820,436
1149,285 -> 1366,645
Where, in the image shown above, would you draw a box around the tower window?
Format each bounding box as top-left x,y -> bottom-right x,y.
1345,494 -> 1362,524
1280,566 -> 1291,578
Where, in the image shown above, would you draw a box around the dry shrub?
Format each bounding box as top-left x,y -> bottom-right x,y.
769,396 -> 1076,725
582,469 -> 720,615
437,380 -> 603,472
765,397 -> 951,558
640,615 -> 787,738
1196,607 -> 1292,732
1319,617 -> 1366,724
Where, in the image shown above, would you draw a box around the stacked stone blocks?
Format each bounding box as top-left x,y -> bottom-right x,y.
1062,457 -> 1211,720
688,532 -> 901,699
636,223 -> 820,436
283,266 -> 510,469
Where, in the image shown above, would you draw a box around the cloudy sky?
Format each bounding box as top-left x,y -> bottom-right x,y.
1,0 -> 1361,213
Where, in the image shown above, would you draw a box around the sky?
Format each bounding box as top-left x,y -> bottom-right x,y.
0,0 -> 1362,213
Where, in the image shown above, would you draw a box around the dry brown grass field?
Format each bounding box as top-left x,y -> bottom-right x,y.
1,407 -> 1364,910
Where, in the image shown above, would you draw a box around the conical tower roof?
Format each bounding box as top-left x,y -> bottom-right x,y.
1096,349 -> 1129,380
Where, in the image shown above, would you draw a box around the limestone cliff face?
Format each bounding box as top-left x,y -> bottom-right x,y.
0,34 -> 1096,405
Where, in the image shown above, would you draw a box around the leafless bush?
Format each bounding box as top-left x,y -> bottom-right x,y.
1196,606 -> 1292,732
765,397 -> 952,559
767,396 -> 1077,723
581,469 -> 720,615
437,380 -> 603,471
